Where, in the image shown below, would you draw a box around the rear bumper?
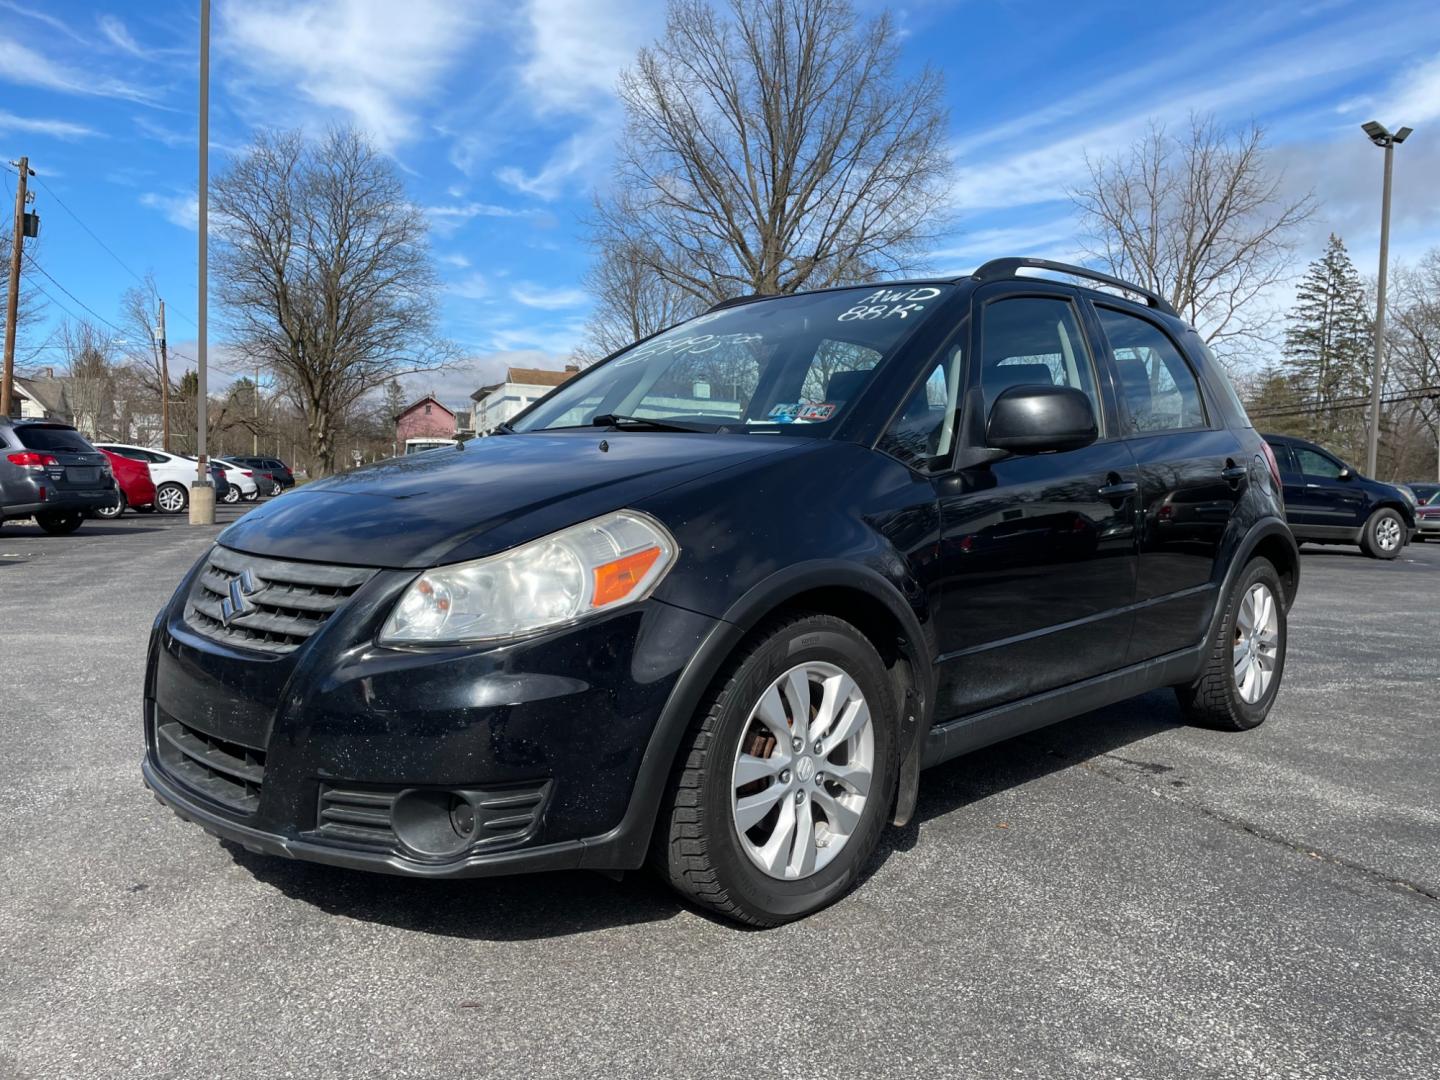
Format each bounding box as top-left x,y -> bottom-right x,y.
2,487 -> 116,517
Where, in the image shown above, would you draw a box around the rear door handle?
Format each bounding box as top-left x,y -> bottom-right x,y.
1221,465 -> 1247,482
1098,480 -> 1139,499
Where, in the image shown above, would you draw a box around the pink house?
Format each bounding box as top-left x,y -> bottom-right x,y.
394,395 -> 456,445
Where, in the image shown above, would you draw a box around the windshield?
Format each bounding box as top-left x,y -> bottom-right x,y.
1427,491 -> 1440,507
512,284 -> 954,434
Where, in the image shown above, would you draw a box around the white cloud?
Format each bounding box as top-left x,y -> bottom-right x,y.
97,15 -> 146,57
140,192 -> 199,231
1375,51 -> 1440,126
0,109 -> 96,140
446,273 -> 492,300
438,253 -> 471,269
508,284 -> 589,310
218,0 -> 487,151
0,38 -> 157,104
517,0 -> 657,116
495,126 -> 615,200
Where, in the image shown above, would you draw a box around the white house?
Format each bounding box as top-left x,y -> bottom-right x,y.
470,365 -> 579,434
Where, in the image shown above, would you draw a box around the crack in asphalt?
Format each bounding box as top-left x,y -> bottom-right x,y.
1083,753 -> 1440,906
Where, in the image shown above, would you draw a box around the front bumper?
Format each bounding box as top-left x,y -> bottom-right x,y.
1416,516 -> 1440,536
143,550 -> 720,878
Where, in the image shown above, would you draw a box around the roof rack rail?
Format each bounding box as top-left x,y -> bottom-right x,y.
970,257 -> 1177,317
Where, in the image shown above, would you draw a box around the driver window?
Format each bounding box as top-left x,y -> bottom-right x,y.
980,297 -> 1100,421
1294,447 -> 1343,479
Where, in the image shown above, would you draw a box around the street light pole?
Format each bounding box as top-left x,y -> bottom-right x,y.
190,0 -> 215,523
1361,120 -> 1412,478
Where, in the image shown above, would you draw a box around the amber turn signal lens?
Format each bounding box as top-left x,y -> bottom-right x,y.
592,546 -> 663,607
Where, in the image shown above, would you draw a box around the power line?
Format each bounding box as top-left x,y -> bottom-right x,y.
1249,386 -> 1440,420
31,174 -> 152,296
21,250 -> 129,336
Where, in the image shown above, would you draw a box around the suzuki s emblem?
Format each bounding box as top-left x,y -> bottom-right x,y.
220,569 -> 260,624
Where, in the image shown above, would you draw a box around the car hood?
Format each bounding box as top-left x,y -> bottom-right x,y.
217,431 -> 816,569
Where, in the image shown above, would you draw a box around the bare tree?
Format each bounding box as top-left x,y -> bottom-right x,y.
62,321 -> 117,439
1072,116 -> 1313,348
1388,250 -> 1440,480
575,238 -> 704,362
211,127 -> 454,475
592,0 -> 952,315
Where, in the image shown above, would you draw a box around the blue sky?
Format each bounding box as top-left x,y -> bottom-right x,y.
4,0 -> 1440,406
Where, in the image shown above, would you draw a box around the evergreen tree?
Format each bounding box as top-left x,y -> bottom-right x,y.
1283,234 -> 1371,458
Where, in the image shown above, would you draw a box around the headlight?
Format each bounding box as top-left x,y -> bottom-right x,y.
379,510 -> 677,645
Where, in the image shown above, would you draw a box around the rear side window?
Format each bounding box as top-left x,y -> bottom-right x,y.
16,425 -> 94,452
979,297 -> 1100,419
1097,307 -> 1207,434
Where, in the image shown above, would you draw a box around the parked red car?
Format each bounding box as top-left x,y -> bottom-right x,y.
94,448 -> 157,518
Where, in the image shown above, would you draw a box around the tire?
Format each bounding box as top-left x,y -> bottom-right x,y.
1360,508 -> 1405,559
155,482 -> 188,515
243,488 -> 259,502
93,492 -> 127,519
269,481 -> 283,497
1176,557 -> 1286,731
652,613 -> 898,926
222,484 -> 241,504
35,510 -> 84,535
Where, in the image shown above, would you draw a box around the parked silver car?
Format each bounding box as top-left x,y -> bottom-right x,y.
0,419 -> 116,534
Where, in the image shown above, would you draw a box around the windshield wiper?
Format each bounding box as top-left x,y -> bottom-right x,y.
590,413 -> 721,434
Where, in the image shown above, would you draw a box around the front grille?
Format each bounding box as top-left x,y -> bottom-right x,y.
315,782 -> 552,854
185,546 -> 375,655
155,713 -> 267,814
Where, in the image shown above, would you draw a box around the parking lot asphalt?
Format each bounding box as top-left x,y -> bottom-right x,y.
1,509 -> 1437,1080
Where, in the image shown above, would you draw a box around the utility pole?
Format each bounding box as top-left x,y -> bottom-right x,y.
190,0 -> 215,523
1,156 -> 32,418
1361,120 -> 1412,477
253,363 -> 260,454
157,298 -> 171,451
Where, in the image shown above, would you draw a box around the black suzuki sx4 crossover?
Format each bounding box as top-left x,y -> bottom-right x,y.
144,258 -> 1299,925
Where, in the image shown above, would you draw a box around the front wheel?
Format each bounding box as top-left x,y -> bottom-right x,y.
155,482 -> 188,514
36,510 -> 85,535
1361,508 -> 1405,559
652,613 -> 897,926
1176,557 -> 1286,730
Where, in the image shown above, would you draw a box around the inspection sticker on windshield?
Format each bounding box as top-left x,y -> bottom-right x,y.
768,402 -> 836,423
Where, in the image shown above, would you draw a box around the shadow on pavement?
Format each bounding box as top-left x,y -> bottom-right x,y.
226,690 -> 1184,938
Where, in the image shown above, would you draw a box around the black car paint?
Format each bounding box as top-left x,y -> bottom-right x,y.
143,273 -> 1299,880
1262,434 -> 1416,544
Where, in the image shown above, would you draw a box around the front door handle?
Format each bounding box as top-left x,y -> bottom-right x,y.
1098,480 -> 1139,499
1221,463 -> 1247,483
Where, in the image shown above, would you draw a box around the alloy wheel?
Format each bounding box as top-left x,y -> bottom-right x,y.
1376,516 -> 1402,552
157,485 -> 186,513
730,661 -> 874,880
1233,582 -> 1280,704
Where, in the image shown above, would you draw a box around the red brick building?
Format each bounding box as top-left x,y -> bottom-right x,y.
394,395 -> 456,446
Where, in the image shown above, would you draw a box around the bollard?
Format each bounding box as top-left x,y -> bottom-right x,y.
189,481 -> 216,525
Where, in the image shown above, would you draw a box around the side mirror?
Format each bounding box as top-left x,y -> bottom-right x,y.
1338,467 -> 1352,481
986,384 -> 1098,454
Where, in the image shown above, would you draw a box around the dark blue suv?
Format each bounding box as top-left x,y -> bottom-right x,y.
1262,434 -> 1415,559
143,258 -> 1299,925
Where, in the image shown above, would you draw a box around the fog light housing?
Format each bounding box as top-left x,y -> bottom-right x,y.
391,789 -> 477,858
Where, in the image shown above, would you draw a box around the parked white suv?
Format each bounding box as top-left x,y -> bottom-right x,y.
211,459 -> 261,503
93,444 -> 207,514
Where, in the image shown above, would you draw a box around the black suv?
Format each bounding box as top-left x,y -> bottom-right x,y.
0,418 -> 116,533
1262,434 -> 1416,559
143,259 -> 1298,925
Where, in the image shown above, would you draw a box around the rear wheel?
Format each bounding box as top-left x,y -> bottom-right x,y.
269,480 -> 283,497
653,613 -> 897,926
1176,557 -> 1286,731
156,482 -> 188,514
36,510 -> 84,535
93,492 -> 127,519
1360,508 -> 1405,559
242,488 -> 259,502
222,483 -> 241,504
